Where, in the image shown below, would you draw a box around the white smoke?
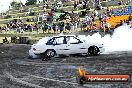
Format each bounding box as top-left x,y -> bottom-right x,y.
79,24 -> 132,53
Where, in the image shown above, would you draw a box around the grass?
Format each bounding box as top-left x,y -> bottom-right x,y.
25,22 -> 35,25
0,24 -> 6,26
23,16 -> 36,19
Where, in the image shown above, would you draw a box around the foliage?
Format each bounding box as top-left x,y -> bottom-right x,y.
5,15 -> 12,19
10,1 -> 21,8
25,0 -> 37,6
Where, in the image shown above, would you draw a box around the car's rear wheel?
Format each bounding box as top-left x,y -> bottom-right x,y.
88,46 -> 99,56
45,49 -> 56,57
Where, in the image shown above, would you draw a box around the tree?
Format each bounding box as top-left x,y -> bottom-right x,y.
43,0 -> 46,3
25,0 -> 37,6
10,1 -> 21,9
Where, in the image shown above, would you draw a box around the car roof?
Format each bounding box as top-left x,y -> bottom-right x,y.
53,35 -> 76,37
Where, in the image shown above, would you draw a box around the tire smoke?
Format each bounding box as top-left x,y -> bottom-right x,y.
79,24 -> 132,53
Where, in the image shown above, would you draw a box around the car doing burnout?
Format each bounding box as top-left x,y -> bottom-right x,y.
29,35 -> 105,58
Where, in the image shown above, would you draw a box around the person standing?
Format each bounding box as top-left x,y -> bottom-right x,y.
59,21 -> 65,33
52,23 -> 57,33
71,22 -> 75,33
41,24 -> 45,33
118,0 -> 123,5
44,22 -> 48,33
82,0 -> 86,9
31,24 -> 34,32
74,1 -> 78,9
65,22 -> 71,32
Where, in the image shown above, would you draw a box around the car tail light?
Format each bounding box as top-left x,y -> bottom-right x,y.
33,48 -> 36,51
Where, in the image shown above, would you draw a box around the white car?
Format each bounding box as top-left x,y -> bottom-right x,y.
29,35 -> 105,58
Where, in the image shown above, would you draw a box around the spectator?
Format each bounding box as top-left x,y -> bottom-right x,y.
74,1 -> 78,9
17,26 -> 21,33
82,0 -> 86,9
55,23 -> 58,33
71,22 -> 75,33
94,10 -> 98,17
65,22 -> 71,32
42,13 -> 47,22
57,1 -> 63,7
91,24 -> 97,32
30,24 -> 34,32
91,15 -> 95,22
99,14 -> 103,21
128,14 -> 132,22
0,27 -> 2,33
99,21 -> 104,31
118,0 -> 123,5
44,22 -> 48,33
7,26 -> 10,32
86,6 -> 91,14
103,21 -> 110,32
35,23 -> 39,32
52,23 -> 57,33
103,15 -> 109,22
41,24 -> 45,33
47,23 -> 52,33
74,21 -> 78,31
59,21 -> 65,33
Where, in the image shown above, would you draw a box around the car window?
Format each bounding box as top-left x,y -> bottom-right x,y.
54,37 -> 64,44
46,38 -> 54,45
67,36 -> 79,44
46,37 -> 65,45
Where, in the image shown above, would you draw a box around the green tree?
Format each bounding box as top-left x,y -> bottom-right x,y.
10,1 -> 21,9
25,0 -> 37,6
43,0 -> 45,3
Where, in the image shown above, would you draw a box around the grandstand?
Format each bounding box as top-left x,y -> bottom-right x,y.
114,6 -> 132,15
0,0 -> 132,44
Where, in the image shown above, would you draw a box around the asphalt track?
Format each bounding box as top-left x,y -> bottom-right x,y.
0,44 -> 132,88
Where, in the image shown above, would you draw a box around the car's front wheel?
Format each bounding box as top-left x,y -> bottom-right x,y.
88,46 -> 99,56
45,49 -> 56,57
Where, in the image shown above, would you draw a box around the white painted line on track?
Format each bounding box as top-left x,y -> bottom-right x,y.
4,67 -> 96,87
20,62 -> 89,66
4,70 -> 45,88
16,70 -> 78,85
29,74 -> 78,85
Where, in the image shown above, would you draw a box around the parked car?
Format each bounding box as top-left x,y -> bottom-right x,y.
29,35 -> 105,58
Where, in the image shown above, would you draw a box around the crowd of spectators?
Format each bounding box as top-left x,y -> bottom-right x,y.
0,0 -> 132,34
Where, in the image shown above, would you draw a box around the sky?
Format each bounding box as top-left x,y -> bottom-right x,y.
0,0 -> 43,13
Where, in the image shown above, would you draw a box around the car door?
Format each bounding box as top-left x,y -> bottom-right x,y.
66,36 -> 87,54
53,37 -> 68,54
46,36 -> 71,55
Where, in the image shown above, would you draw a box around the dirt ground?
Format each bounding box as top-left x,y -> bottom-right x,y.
0,44 -> 132,88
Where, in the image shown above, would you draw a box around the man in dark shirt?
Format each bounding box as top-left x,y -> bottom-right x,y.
59,22 -> 65,33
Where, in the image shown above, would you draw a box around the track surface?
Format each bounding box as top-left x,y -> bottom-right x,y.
0,44 -> 132,88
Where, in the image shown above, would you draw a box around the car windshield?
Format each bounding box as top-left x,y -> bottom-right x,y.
37,37 -> 52,44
